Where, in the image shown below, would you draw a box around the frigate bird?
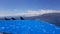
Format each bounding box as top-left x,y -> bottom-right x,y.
20,16 -> 24,20
11,17 -> 16,20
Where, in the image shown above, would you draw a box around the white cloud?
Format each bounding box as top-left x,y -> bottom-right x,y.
0,9 -> 60,17
16,9 -> 60,17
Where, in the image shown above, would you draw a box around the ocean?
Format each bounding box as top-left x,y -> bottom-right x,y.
0,20 -> 60,34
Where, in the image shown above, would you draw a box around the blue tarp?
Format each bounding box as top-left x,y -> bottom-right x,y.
0,20 -> 60,34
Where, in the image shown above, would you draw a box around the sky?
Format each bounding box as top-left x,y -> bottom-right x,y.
0,0 -> 60,16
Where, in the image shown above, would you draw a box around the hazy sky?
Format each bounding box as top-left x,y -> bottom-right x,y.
0,0 -> 60,16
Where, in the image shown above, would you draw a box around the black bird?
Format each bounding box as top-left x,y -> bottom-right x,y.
5,17 -> 10,20
20,16 -> 24,20
11,17 -> 16,20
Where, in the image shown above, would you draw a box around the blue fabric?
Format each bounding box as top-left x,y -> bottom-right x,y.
0,20 -> 60,34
